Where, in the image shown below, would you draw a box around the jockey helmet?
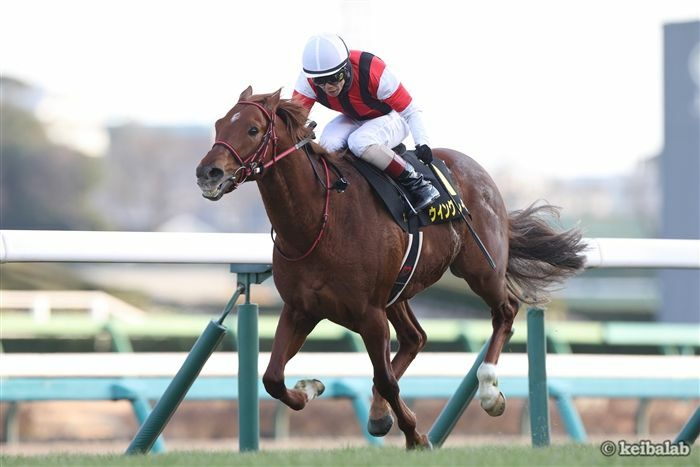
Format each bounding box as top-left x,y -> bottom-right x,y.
302,34 -> 349,78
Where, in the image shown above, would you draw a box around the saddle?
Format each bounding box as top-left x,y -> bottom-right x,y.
348,146 -> 468,233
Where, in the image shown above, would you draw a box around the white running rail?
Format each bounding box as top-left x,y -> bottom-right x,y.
1,230 -> 699,268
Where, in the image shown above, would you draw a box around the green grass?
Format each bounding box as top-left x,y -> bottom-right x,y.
2,445 -> 697,467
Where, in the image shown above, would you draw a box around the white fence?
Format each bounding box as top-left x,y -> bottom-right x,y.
2,230 -> 699,268
0,290 -> 145,323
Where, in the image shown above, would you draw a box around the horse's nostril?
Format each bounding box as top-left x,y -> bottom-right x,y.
207,167 -> 224,181
197,165 -> 224,182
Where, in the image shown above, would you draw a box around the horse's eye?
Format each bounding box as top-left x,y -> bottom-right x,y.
248,127 -> 259,136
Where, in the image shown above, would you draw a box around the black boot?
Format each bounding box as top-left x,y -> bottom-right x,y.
396,162 -> 440,211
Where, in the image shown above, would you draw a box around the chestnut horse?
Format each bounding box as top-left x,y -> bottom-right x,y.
196,87 -> 585,449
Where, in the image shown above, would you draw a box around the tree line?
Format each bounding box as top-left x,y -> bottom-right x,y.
1,78 -> 105,230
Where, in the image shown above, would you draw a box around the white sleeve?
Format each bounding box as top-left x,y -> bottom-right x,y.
399,101 -> 430,147
376,67 -> 401,100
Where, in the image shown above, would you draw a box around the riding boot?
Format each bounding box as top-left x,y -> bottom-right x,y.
359,144 -> 440,212
395,162 -> 440,212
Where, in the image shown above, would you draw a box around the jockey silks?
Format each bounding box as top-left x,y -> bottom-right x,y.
294,50 -> 413,119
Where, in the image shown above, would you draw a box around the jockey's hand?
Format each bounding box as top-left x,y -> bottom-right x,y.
415,144 -> 433,164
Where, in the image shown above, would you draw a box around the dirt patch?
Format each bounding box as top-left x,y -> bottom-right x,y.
1,397 -> 696,454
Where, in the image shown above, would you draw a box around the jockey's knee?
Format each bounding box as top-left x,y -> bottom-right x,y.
319,136 -> 347,153
347,132 -> 375,157
347,133 -> 365,156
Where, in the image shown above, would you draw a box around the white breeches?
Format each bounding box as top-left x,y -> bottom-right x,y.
319,111 -> 409,157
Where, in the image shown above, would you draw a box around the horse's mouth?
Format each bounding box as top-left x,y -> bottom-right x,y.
200,178 -> 235,201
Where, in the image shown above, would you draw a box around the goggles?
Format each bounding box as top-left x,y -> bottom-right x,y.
313,69 -> 346,86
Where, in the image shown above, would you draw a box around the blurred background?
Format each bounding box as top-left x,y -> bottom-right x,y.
1,0 -> 698,454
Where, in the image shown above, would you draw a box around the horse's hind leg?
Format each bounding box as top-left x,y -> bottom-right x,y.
359,305 -> 430,449
368,300 -> 427,437
480,292 -> 519,416
452,233 -> 519,417
262,304 -> 321,411
467,273 -> 520,417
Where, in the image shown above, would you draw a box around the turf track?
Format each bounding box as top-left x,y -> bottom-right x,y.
2,444 -> 697,466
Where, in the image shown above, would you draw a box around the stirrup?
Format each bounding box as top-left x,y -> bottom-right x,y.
413,186 -> 440,211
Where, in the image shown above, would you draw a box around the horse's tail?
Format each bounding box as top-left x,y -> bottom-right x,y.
505,203 -> 587,305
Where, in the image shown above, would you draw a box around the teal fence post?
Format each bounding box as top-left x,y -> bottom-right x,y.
549,385 -> 587,443
2,402 -> 19,443
674,406 -> 700,445
428,330 -> 513,448
230,264 -> 272,452
124,285 -> 244,455
125,319 -> 228,454
527,307 -> 550,447
129,396 -> 166,453
103,320 -> 134,353
237,299 -> 259,451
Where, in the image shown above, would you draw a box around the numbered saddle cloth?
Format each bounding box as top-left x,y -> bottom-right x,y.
349,149 -> 468,233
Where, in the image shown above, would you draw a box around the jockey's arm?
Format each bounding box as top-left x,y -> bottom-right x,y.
398,102 -> 430,147
292,90 -> 315,112
377,67 -> 430,147
292,72 -> 317,112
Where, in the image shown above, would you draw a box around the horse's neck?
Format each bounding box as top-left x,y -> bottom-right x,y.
257,147 -> 327,251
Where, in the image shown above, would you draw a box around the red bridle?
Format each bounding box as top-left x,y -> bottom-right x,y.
212,100 -> 330,262
212,100 -> 277,185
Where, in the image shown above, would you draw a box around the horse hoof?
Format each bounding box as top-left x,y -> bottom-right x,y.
407,435 -> 433,450
311,378 -> 325,396
367,413 -> 394,437
418,439 -> 433,450
294,378 -> 325,401
482,391 -> 506,417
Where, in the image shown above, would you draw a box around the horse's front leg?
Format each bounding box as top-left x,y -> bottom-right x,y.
368,301 -> 427,437
262,304 -> 320,411
359,306 -> 430,450
477,295 -> 520,416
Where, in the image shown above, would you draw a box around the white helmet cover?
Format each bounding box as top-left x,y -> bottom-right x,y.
302,34 -> 349,78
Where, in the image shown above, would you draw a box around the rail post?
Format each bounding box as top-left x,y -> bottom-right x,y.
230,264 -> 272,452
125,283 -> 246,455
527,306 -> 551,447
674,406 -> 700,446
125,318 -> 231,454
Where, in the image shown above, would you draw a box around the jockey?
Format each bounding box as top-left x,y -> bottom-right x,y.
293,33 -> 440,212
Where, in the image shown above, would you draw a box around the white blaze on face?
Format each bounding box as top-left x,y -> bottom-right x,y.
230,112 -> 241,123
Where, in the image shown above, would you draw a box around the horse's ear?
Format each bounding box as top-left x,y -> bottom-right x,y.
239,86 -> 253,102
264,88 -> 282,111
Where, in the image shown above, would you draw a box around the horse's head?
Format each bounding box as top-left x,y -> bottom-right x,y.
196,86 -> 285,200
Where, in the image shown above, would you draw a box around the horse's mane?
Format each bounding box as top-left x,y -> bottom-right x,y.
249,92 -> 319,148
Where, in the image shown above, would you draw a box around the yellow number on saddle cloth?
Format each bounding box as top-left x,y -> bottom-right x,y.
427,164 -> 467,224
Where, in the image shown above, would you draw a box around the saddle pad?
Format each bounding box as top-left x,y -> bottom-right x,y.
350,150 -> 468,233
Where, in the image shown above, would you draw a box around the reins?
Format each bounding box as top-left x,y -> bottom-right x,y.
212,101 -> 330,262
